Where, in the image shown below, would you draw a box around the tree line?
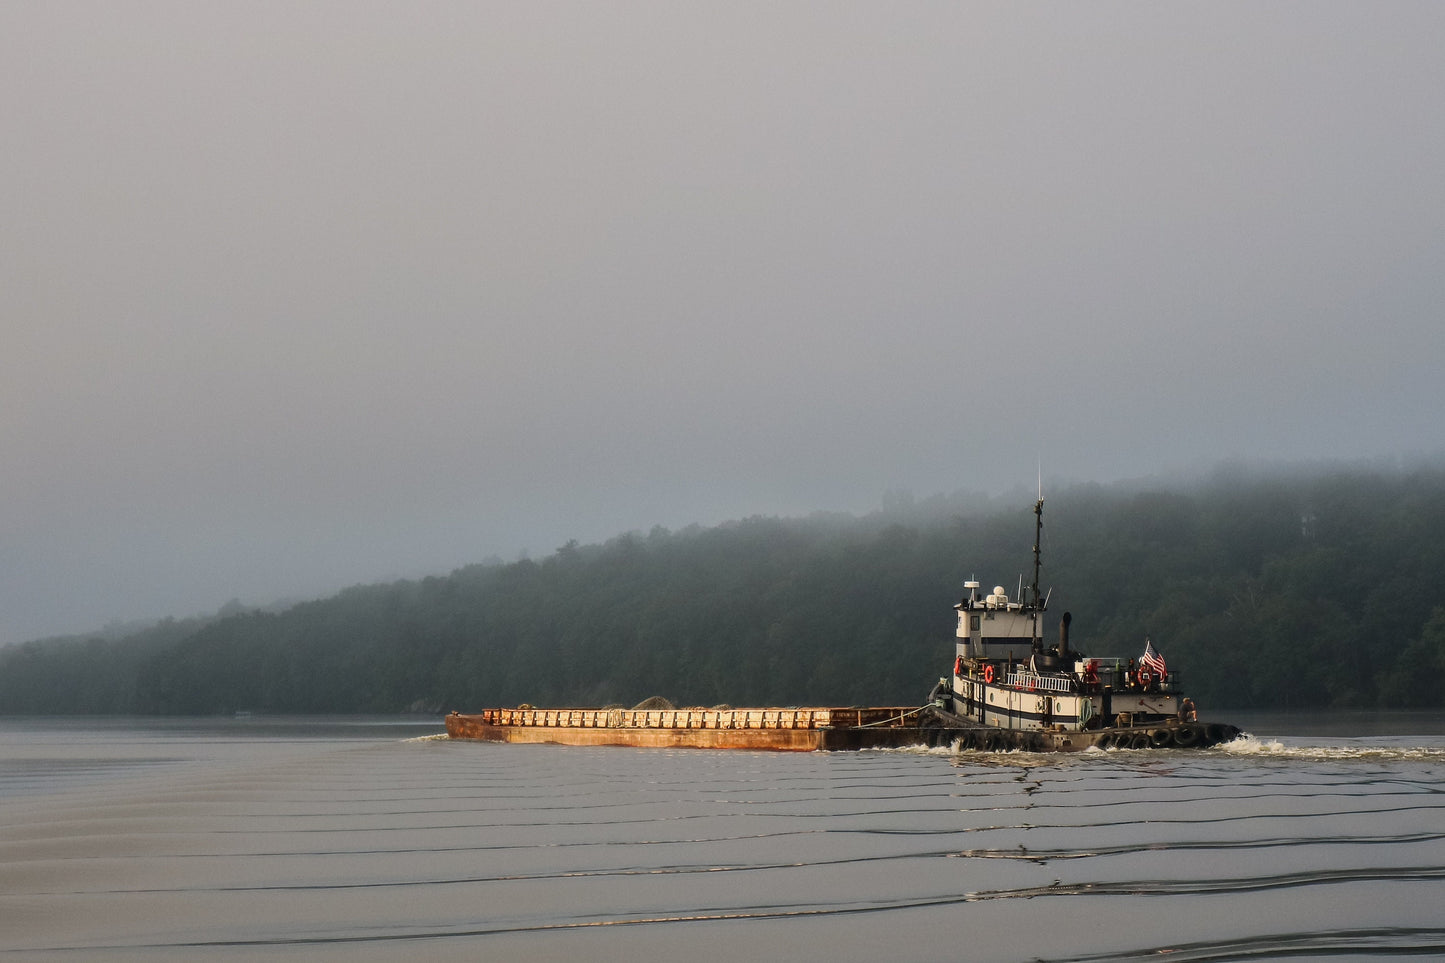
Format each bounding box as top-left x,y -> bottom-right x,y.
3,463 -> 1443,715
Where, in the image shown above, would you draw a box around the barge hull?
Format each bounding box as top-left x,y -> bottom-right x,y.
447,717 -> 827,750
445,706 -> 932,751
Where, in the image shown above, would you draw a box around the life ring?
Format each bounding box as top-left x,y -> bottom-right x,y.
982,664 -> 995,684
954,655 -> 965,676
1137,668 -> 1153,689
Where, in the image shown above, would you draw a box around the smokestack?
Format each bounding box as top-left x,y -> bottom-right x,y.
1059,611 -> 1072,659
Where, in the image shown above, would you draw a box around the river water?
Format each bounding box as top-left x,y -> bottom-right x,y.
3,713 -> 1444,962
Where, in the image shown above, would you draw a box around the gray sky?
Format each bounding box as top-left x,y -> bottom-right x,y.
3,2 -> 1443,644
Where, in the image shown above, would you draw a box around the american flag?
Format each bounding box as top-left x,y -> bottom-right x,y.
1140,639 -> 1167,678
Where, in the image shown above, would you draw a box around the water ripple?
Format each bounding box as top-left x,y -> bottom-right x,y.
6,719 -> 1445,962
1039,926 -> 1445,962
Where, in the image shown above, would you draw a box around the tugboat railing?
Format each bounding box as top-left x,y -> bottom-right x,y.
1005,671 -> 1074,694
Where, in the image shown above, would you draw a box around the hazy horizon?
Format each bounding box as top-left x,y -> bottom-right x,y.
4,3 -> 1443,645
8,452 -> 1440,646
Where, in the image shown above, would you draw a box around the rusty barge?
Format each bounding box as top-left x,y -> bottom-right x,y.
445,497 -> 1241,753
444,705 -> 941,751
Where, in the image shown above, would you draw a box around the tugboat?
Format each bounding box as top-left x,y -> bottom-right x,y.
924,495 -> 1239,751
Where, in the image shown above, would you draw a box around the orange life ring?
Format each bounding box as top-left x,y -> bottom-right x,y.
1138,668 -> 1153,688
982,664 -> 995,684
954,655 -> 965,676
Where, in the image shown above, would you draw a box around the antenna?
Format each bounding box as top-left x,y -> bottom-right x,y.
1030,492 -> 1044,647
1032,496 -> 1044,601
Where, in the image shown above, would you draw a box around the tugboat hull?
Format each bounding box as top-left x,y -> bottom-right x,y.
920,710 -> 1241,752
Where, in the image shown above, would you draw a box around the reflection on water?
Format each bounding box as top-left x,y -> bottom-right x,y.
1,714 -> 1443,962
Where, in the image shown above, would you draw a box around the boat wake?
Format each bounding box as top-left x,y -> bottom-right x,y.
1219,734 -> 1445,762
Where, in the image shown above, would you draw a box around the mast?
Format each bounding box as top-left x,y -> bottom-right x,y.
1031,491 -> 1044,649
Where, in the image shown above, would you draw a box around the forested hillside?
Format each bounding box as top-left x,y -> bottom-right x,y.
3,465 -> 1444,715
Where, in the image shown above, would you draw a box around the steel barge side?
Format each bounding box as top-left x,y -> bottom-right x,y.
443,706 -> 940,751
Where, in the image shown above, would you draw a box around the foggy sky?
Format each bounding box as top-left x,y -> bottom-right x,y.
3,2 -> 1443,644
